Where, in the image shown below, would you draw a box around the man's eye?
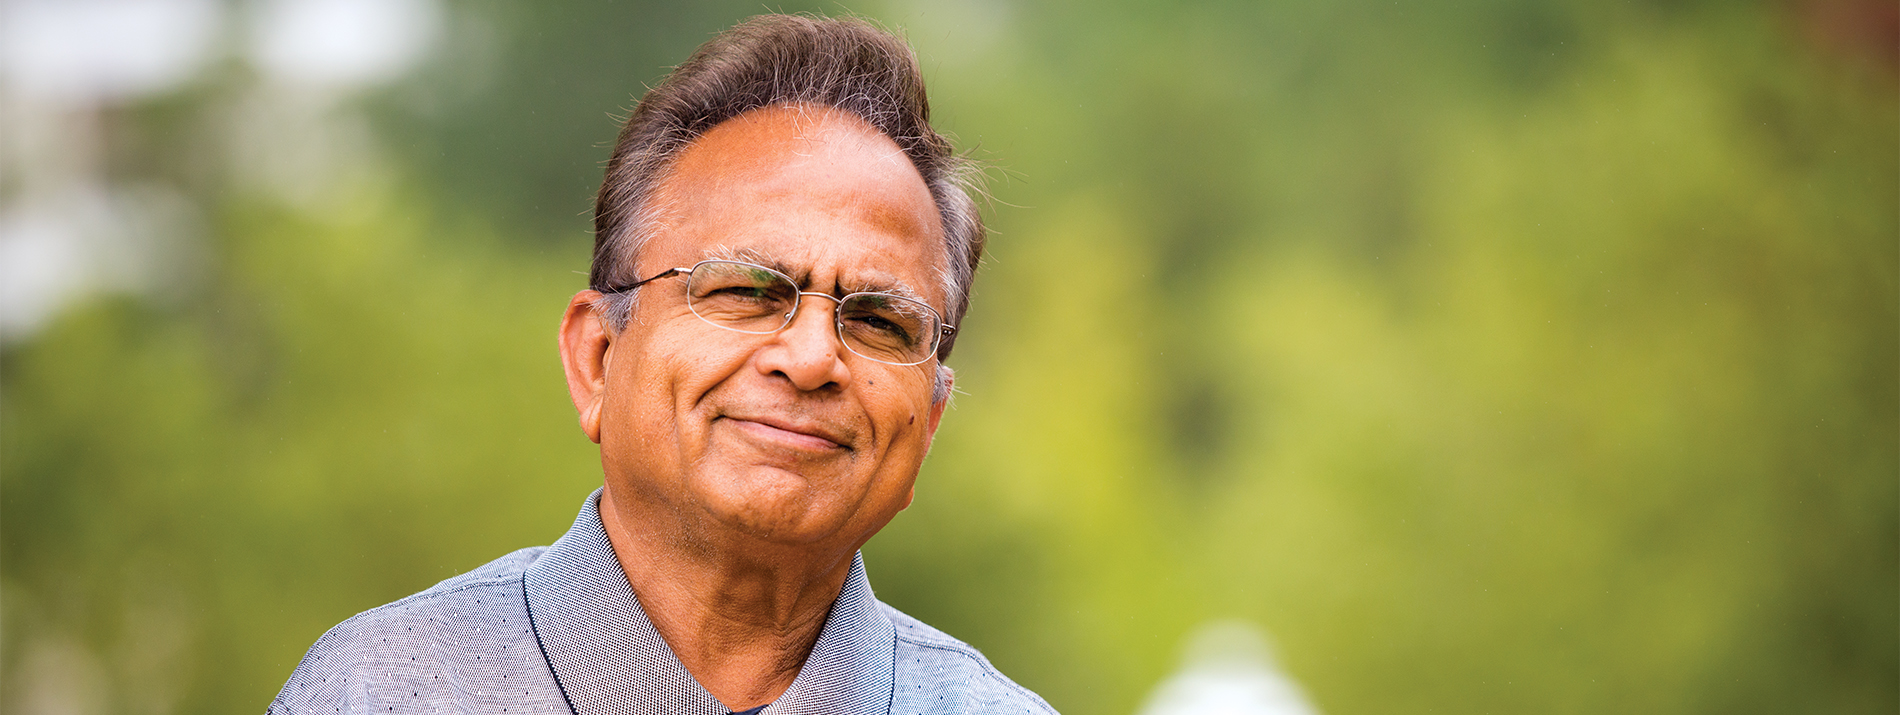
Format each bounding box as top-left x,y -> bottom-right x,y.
857,315 -> 898,332
846,314 -> 913,343
708,285 -> 783,302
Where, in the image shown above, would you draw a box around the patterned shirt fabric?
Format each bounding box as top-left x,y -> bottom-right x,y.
268,489 -> 1056,715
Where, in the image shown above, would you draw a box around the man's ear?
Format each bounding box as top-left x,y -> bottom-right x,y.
902,366 -> 955,511
925,365 -> 954,438
559,291 -> 613,444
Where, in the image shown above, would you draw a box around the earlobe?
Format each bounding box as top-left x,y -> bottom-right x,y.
902,369 -> 953,513
899,368 -> 952,514
923,366 -> 953,442
558,291 -> 613,444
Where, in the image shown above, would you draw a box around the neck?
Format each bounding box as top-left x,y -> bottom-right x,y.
598,487 -> 855,711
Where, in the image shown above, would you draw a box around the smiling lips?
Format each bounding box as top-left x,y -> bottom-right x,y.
722,414 -> 853,452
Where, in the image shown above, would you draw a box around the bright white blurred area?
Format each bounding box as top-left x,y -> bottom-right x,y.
0,0 -> 443,342
0,0 -> 221,103
247,0 -> 441,88
0,185 -> 199,338
1136,620 -> 1322,715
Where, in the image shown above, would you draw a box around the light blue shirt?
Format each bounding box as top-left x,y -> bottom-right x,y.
269,490 -> 1055,714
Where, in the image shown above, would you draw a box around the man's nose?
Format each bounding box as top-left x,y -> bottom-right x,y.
754,293 -> 850,392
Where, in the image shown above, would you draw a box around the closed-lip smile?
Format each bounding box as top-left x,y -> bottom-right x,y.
721,414 -> 852,452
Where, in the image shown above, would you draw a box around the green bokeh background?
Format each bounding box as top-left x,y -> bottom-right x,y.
4,1 -> 1894,713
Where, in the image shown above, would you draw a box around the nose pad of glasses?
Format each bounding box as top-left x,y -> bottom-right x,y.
789,292 -> 849,350
781,291 -> 843,333
762,293 -> 850,383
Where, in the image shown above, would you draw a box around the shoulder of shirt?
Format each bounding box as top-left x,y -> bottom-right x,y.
878,600 -> 1060,714
310,545 -> 544,639
271,548 -> 545,686
319,545 -> 544,628
384,545 -> 545,608
269,547 -> 558,714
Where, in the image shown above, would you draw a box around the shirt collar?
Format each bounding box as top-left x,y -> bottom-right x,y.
524,489 -> 896,715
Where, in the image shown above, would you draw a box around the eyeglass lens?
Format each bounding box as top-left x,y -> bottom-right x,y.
683,261 -> 939,364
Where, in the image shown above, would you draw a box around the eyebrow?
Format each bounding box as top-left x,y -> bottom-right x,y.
700,245 -> 926,301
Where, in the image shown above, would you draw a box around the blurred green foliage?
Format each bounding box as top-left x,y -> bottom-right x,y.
3,1 -> 1893,713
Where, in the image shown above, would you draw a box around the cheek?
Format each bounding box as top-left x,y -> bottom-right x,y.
863,374 -> 937,447
607,331 -> 743,429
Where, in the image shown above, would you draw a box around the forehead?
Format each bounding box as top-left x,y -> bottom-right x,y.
646,104 -> 947,302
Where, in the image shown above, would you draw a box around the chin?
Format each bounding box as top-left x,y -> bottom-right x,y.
715,507 -> 850,548
696,467 -> 848,546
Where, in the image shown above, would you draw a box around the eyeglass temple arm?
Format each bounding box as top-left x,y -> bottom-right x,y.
601,267 -> 692,293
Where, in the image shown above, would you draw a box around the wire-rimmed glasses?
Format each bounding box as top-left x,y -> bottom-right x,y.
606,260 -> 955,366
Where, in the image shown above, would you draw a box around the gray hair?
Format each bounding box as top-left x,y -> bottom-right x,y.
589,14 -> 986,366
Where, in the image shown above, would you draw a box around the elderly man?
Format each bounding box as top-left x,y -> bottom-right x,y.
270,14 -> 1053,715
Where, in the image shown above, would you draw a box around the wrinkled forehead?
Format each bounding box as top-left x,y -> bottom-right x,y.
698,245 -> 933,303
664,104 -> 928,200
650,104 -> 951,307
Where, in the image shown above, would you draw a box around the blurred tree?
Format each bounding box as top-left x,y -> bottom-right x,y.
376,0 -> 829,247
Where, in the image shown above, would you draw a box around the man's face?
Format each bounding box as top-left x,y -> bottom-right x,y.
592,105 -> 949,551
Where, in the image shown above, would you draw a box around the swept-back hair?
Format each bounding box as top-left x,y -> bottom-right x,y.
590,13 -> 985,360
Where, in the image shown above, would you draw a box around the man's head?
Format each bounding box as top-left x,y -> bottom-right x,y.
559,15 -> 979,558
590,14 -> 984,361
